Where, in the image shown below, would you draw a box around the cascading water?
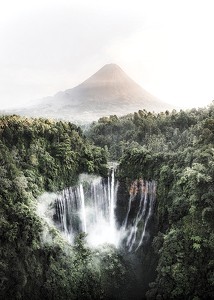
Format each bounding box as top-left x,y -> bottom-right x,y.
53,166 -> 156,251
123,179 -> 156,252
54,164 -> 119,247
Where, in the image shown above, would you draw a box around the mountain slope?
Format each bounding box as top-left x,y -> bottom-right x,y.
7,64 -> 173,123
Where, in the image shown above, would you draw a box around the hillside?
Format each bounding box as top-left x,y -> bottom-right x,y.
7,64 -> 173,123
0,104 -> 213,299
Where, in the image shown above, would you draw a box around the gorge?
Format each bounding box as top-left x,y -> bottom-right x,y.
45,165 -> 157,252
0,104 -> 213,299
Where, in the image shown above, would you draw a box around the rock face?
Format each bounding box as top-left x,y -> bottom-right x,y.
8,64 -> 173,123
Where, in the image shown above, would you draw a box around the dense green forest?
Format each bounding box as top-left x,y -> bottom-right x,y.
87,102 -> 214,299
0,115 -> 135,300
1,102 -> 214,299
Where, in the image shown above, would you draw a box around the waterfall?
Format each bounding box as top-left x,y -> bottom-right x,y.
135,181 -> 156,251
53,167 -> 156,250
110,167 -> 115,228
79,184 -> 87,233
127,181 -> 149,251
55,164 -> 119,247
123,195 -> 133,229
123,180 -> 156,252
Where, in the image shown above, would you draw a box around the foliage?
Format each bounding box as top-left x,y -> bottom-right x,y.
116,103 -> 214,299
1,100 -> 214,299
86,105 -> 214,161
0,115 -> 109,299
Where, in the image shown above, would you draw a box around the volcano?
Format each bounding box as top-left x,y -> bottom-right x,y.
9,64 -> 173,123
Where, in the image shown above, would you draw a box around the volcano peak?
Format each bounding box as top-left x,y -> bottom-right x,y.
77,63 -> 138,90
100,63 -> 122,71
9,63 -> 173,123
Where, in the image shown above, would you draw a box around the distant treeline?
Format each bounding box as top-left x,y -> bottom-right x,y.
86,105 -> 214,160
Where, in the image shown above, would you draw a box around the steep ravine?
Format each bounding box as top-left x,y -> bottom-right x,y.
42,163 -> 159,299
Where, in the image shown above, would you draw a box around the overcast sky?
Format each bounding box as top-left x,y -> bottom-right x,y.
1,0 -> 214,109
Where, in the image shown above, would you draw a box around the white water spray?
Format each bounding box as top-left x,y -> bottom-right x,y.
54,165 -> 120,247
79,184 -> 87,233
43,168 -> 156,251
135,181 -> 156,251
123,180 -> 156,252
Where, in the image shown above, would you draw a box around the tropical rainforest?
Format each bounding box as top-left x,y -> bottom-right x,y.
0,102 -> 214,299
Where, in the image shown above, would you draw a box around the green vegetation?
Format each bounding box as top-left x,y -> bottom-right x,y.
1,101 -> 214,299
0,115 -> 134,300
87,103 -> 214,299
86,106 -> 213,161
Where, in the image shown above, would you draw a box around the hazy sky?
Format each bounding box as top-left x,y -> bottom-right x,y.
1,0 -> 214,109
